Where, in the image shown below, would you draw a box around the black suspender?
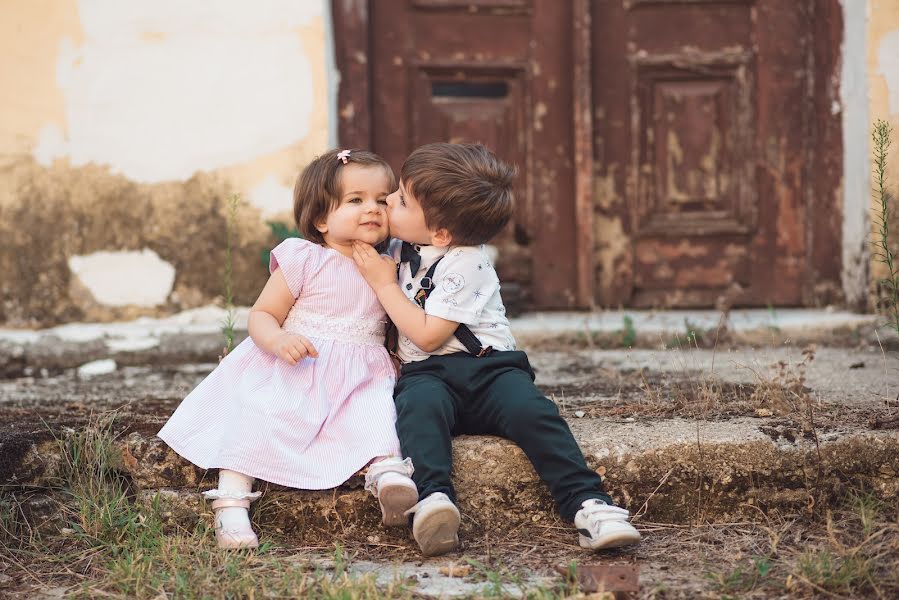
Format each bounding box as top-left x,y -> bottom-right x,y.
413,257 -> 493,358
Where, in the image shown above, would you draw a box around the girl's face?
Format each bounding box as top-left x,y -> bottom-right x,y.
316,164 -> 391,254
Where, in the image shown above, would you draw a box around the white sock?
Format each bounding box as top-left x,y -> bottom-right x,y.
218,469 -> 254,494
215,470 -> 255,532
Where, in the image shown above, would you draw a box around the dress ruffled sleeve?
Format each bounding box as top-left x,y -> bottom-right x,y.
269,238 -> 314,298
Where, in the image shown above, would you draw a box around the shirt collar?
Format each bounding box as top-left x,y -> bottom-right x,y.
415,244 -> 449,275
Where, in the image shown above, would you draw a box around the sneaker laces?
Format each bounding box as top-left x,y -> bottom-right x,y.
364,457 -> 414,494
403,491 -> 452,517
579,499 -> 631,524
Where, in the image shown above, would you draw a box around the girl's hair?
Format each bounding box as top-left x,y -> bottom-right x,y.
293,149 -> 396,244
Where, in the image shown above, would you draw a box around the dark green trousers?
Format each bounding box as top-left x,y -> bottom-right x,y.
394,350 -> 613,522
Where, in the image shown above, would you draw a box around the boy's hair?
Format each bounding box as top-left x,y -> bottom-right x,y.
401,143 -> 516,245
293,149 -> 395,244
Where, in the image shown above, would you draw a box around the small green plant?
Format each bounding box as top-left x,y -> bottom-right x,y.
0,492 -> 35,549
849,491 -> 882,537
766,303 -> 782,334
260,220 -> 301,268
332,542 -> 349,578
221,193 -> 242,356
666,318 -> 704,349
620,314 -> 637,348
44,417 -> 419,598
796,549 -> 874,593
54,415 -> 157,549
465,557 -> 517,597
872,119 -> 899,337
706,556 -> 771,595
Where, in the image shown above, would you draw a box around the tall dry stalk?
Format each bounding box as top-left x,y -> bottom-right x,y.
872,119 -> 899,337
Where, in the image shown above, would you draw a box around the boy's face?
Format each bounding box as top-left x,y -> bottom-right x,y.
386,179 -> 437,245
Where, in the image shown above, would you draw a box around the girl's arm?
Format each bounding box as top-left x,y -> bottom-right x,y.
248,269 -> 318,365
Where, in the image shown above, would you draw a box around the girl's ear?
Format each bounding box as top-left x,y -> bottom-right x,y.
314,220 -> 328,234
431,228 -> 453,248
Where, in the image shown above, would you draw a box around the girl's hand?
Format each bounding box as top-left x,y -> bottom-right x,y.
274,332 -> 318,365
352,241 -> 398,291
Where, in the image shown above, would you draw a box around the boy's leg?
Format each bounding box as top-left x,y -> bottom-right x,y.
465,351 -> 613,522
394,366 -> 462,555
393,370 -> 459,502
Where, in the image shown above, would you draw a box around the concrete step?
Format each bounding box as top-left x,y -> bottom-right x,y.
6,413 -> 898,537
0,306 -> 891,378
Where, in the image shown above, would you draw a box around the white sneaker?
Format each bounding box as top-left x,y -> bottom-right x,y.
407,492 -> 460,556
574,499 -> 641,550
364,458 -> 418,526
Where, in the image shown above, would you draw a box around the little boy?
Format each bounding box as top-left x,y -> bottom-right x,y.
352,143 -> 640,556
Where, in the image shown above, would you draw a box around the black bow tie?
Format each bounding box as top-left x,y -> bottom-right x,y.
400,242 -> 422,276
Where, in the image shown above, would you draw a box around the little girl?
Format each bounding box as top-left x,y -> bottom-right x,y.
158,149 -> 417,549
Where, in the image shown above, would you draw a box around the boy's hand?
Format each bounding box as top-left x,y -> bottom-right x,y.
273,332 -> 318,365
352,241 -> 398,290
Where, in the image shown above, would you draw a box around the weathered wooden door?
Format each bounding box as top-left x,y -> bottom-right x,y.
334,0 -> 588,309
592,0 -> 841,307
333,0 -> 842,309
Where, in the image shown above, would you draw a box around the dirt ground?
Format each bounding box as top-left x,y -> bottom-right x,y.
2,345 -> 895,458
2,484 -> 897,599
1,336 -> 898,598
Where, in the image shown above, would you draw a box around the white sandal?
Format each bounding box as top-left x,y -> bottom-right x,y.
204,489 -> 262,549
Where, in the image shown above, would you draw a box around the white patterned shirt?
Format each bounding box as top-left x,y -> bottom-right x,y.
388,239 -> 516,363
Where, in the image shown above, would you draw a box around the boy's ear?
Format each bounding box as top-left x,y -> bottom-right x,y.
431,228 -> 453,248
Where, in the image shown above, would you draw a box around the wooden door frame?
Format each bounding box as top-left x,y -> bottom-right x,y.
331,0 -> 596,308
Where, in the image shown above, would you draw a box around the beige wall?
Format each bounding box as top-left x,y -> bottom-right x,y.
2,2 -> 897,327
868,0 -> 899,296
0,1 -> 333,327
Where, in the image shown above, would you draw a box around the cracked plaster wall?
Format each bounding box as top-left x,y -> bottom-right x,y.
867,0 -> 899,303
0,0 -> 334,327
2,2 -> 898,326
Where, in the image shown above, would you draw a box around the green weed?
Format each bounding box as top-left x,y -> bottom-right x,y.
666,318 -> 705,349
706,555 -> 772,595
795,549 -> 873,593
620,314 -> 637,348
40,415 -> 418,598
220,193 -> 242,357
872,118 -> 899,337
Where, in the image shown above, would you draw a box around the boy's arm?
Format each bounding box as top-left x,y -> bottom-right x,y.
352,242 -> 458,352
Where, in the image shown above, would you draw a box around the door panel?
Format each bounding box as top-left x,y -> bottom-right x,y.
593,0 -> 813,307
369,0 -> 581,308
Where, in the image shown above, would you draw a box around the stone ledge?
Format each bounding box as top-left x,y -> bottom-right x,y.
1,307 -> 891,378
6,420 -> 898,528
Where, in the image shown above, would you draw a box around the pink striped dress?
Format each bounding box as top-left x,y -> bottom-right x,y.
158,238 -> 401,489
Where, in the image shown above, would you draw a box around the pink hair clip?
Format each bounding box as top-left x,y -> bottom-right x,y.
337,149 -> 351,164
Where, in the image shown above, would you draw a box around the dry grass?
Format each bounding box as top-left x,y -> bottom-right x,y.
546,345 -> 831,427
2,413 -> 897,599
3,337 -> 896,598
0,418 -> 425,599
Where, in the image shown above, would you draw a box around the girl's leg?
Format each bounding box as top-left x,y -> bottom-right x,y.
204,469 -> 262,549
364,456 -> 417,526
